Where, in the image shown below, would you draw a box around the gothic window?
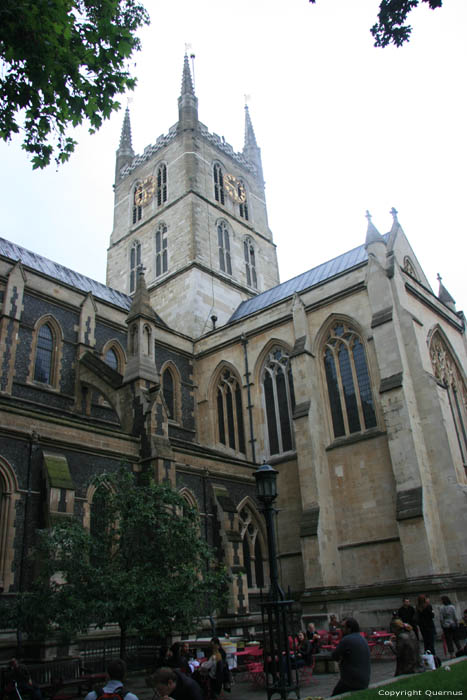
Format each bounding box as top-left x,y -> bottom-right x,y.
323,322 -> 377,439
156,163 -> 167,206
130,240 -> 141,293
155,223 -> 168,277
34,323 -> 54,383
239,181 -> 249,220
403,256 -> 417,278
217,221 -> 232,275
132,183 -> 142,224
104,348 -> 118,371
262,346 -> 295,455
213,163 -> 225,205
430,332 -> 467,467
239,505 -> 265,589
143,325 -> 152,356
244,237 -> 257,288
163,368 -> 175,419
216,368 -> 246,453
0,459 -> 18,592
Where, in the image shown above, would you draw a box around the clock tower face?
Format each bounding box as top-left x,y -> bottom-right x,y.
134,176 -> 156,206
223,173 -> 246,203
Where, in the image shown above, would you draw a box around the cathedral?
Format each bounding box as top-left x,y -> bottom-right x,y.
0,55 -> 466,638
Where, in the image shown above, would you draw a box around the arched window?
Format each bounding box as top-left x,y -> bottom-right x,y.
323,322 -> 377,439
213,163 -> 225,205
132,183 -> 142,224
430,332 -> 467,466
0,459 -> 18,592
156,163 -> 167,206
130,240 -> 141,293
217,221 -> 232,275
244,237 -> 257,288
143,325 -> 151,356
239,180 -> 249,220
262,346 -> 295,456
34,323 -> 54,383
104,348 -> 118,371
155,223 -> 168,277
216,368 -> 246,453
239,505 -> 265,589
162,367 -> 175,419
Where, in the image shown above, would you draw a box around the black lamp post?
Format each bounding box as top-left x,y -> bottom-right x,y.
254,465 -> 300,700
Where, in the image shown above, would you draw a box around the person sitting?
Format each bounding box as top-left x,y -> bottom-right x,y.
2,659 -> 42,700
151,667 -> 203,700
329,615 -> 341,638
389,619 -> 421,676
306,622 -> 321,654
331,618 -> 371,696
397,598 -> 419,640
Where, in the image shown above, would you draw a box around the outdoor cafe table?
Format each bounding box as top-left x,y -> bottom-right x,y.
368,631 -> 394,658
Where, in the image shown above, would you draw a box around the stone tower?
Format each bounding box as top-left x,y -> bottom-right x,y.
107,55 -> 280,337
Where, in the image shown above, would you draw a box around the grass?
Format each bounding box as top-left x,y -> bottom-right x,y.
335,659 -> 467,699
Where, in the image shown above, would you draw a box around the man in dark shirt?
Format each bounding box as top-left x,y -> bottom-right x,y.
331,618 -> 371,696
151,667 -> 203,700
398,598 -> 419,639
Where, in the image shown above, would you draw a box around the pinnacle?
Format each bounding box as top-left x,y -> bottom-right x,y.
181,53 -> 195,97
244,104 -> 258,149
119,106 -> 133,153
365,210 -> 385,247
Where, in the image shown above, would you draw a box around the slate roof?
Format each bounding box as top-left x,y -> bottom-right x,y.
229,236 -> 388,323
0,237 -> 132,310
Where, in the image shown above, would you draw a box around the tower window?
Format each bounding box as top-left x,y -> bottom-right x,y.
132,183 -> 142,224
217,221 -> 232,275
244,237 -> 257,288
239,181 -> 249,220
155,224 -> 168,277
262,347 -> 295,456
216,368 -> 246,454
213,164 -> 225,205
323,322 -> 377,439
157,163 -> 167,206
130,241 -> 141,293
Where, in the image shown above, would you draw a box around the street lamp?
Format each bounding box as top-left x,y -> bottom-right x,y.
254,464 -> 299,700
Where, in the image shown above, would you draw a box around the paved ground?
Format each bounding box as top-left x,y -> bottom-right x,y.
127,641 -> 448,700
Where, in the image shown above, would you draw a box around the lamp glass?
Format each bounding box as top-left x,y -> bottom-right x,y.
254,464 -> 278,501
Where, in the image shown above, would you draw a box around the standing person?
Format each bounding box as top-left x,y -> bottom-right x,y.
330,618 -> 371,696
397,598 -> 419,640
296,631 -> 312,666
416,594 -> 436,653
151,667 -> 203,700
85,660 -> 138,700
306,622 -> 321,654
200,639 -> 224,699
440,595 -> 462,658
389,619 -> 421,676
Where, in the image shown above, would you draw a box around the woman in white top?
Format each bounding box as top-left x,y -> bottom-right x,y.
440,595 -> 461,658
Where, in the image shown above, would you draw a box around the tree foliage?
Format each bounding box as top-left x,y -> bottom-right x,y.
6,469 -> 228,655
0,0 -> 149,168
309,1 -> 443,47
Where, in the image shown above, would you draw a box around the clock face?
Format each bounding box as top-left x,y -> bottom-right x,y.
224,173 -> 246,203
134,176 -> 156,206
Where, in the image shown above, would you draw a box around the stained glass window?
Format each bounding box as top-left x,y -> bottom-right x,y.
323,322 -> 377,439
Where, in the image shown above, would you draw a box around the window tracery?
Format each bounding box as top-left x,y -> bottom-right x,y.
323,322 -> 377,439
430,332 -> 467,465
162,366 -> 176,420
261,346 -> 295,455
216,368 -> 246,453
238,505 -> 265,589
31,317 -> 62,388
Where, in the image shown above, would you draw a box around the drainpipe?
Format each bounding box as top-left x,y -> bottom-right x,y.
18,430 -> 38,653
241,333 -> 256,464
